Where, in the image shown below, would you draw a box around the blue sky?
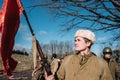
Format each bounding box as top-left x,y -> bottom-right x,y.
0,0 -> 119,56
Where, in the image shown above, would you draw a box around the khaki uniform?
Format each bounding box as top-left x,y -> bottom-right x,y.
108,59 -> 120,80
57,53 -> 113,80
51,58 -> 60,74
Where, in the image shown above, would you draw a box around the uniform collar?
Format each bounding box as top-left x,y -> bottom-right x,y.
77,52 -> 93,65
77,52 -> 92,57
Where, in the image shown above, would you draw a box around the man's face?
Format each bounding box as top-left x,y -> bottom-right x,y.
74,37 -> 90,51
104,53 -> 111,59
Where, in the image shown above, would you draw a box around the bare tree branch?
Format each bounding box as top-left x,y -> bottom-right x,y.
26,0 -> 120,42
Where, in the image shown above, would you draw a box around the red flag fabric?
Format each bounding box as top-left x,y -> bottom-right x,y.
0,0 -> 23,77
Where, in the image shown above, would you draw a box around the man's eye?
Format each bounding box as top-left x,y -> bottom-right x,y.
75,39 -> 80,42
74,40 -> 77,42
77,39 -> 80,41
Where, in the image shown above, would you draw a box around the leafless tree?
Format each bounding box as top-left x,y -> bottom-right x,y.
41,40 -> 74,56
64,40 -> 73,54
49,40 -> 58,54
113,45 -> 120,64
42,44 -> 49,55
27,0 -> 120,42
57,41 -> 64,55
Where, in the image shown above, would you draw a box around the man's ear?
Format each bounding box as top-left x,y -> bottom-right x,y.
86,41 -> 91,47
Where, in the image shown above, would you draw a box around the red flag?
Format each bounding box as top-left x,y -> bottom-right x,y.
0,0 -> 23,77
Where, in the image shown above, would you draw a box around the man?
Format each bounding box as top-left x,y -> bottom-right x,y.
103,47 -> 120,80
50,53 -> 61,75
45,29 -> 113,80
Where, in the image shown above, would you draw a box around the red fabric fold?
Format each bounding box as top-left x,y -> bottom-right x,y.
0,0 -> 23,76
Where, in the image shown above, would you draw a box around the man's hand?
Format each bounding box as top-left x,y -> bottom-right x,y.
44,71 -> 54,80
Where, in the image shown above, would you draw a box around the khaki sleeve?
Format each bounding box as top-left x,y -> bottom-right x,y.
57,58 -> 66,80
54,59 -> 59,73
100,59 -> 113,80
57,55 -> 73,80
51,59 -> 59,74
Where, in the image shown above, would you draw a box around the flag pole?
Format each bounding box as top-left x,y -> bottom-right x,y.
20,1 -> 37,69
23,10 -> 37,69
20,2 -> 52,78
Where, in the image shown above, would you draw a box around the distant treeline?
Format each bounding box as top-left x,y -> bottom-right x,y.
12,49 -> 29,56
